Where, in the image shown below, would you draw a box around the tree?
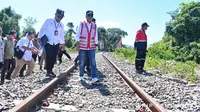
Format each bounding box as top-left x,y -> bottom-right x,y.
66,22 -> 76,37
65,22 -> 76,47
0,6 -> 22,40
164,1 -> 200,63
166,1 -> 200,46
98,27 -> 128,51
22,17 -> 37,36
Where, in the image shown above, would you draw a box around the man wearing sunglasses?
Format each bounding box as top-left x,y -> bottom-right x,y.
0,27 -> 4,71
38,9 -> 65,77
76,10 -> 99,84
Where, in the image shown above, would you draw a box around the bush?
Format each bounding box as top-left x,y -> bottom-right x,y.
113,42 -> 198,83
147,41 -> 175,60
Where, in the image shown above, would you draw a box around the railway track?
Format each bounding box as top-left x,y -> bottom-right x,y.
8,53 -> 167,112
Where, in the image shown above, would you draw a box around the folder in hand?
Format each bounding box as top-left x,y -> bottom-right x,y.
40,34 -> 49,46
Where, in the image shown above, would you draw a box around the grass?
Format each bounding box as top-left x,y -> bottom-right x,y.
113,48 -> 198,83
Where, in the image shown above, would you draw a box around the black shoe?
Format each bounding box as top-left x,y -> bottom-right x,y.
46,72 -> 56,77
141,69 -> 146,73
19,74 -> 24,77
40,66 -> 42,70
136,70 -> 142,74
19,75 -> 25,78
0,81 -> 4,85
5,77 -> 11,80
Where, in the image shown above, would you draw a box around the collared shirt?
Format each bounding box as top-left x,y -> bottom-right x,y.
76,21 -> 98,44
0,36 -> 4,62
4,36 -> 15,59
17,37 -> 34,61
38,18 -> 65,45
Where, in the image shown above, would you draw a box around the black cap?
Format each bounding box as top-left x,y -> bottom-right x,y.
92,18 -> 96,23
142,22 -> 149,27
55,9 -> 65,17
86,10 -> 93,15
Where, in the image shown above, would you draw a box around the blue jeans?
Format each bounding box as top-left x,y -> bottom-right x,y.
79,49 -> 97,78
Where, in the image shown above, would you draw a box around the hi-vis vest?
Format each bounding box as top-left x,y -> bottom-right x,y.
79,21 -> 97,50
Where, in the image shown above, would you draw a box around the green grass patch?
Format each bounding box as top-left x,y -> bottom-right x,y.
114,47 -> 198,83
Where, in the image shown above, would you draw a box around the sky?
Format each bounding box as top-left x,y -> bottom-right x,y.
0,0 -> 197,46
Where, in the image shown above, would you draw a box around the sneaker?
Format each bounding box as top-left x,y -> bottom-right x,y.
87,76 -> 92,80
80,76 -> 84,81
91,78 -> 99,83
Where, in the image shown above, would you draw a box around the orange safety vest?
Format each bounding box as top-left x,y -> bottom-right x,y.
79,21 -> 97,50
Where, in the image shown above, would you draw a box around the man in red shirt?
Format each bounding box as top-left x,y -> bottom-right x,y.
134,22 -> 149,73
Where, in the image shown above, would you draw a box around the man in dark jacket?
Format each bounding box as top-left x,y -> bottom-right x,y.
134,22 -> 149,74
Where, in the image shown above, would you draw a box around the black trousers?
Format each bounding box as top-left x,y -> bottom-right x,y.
135,50 -> 146,70
32,54 -> 37,62
1,58 -> 16,81
20,64 -> 26,76
58,50 -> 71,64
45,43 -> 59,73
74,55 -> 79,64
0,62 -> 3,70
38,56 -> 41,63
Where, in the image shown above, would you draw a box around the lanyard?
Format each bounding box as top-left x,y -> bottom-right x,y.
54,21 -> 60,30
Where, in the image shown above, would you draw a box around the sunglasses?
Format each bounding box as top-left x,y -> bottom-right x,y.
87,14 -> 93,17
57,15 -> 63,19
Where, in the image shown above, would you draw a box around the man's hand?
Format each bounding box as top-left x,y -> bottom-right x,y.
37,38 -> 41,44
60,44 -> 65,51
76,42 -> 80,51
32,49 -> 39,54
134,48 -> 136,51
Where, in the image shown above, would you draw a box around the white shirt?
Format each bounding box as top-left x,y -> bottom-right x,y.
17,37 -> 34,61
38,18 -> 65,45
76,21 -> 98,44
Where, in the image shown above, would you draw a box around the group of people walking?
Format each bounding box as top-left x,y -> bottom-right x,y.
0,8 -> 100,85
0,8 -> 149,85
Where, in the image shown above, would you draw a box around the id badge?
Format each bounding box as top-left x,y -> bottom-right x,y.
54,30 -> 58,36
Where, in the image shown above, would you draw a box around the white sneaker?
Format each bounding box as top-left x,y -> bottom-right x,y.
80,76 -> 84,81
91,77 -> 99,83
88,76 -> 92,80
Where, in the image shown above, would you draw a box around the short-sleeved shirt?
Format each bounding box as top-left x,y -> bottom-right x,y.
17,37 -> 34,61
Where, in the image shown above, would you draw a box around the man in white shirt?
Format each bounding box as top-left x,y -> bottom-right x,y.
76,10 -> 99,84
38,9 -> 65,77
12,32 -> 39,78
0,27 -> 4,70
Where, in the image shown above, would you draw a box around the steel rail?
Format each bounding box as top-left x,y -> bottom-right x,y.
9,64 -> 77,112
103,54 -> 167,112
